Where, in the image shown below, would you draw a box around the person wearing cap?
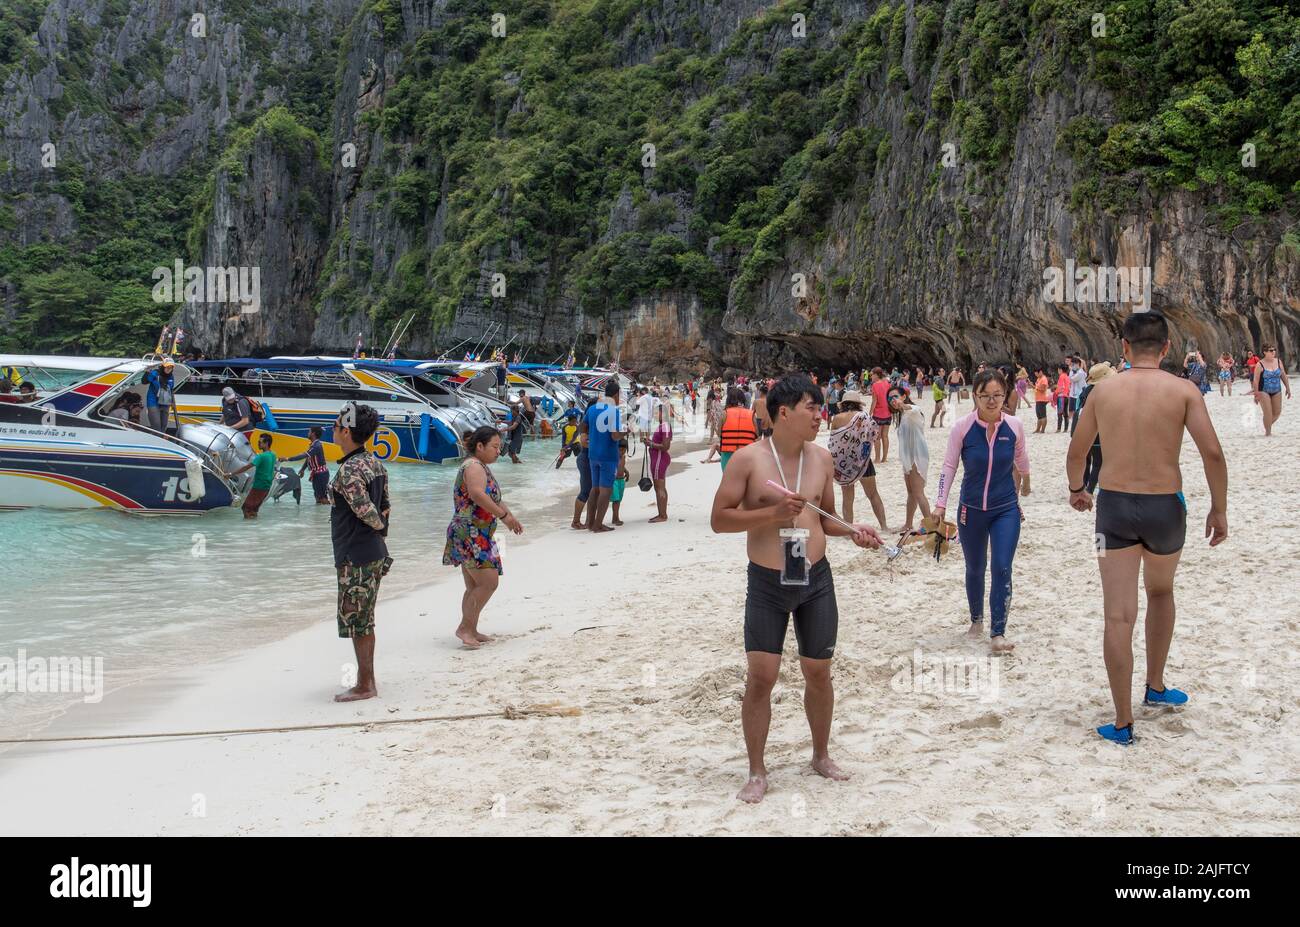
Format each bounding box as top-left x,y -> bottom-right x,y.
221,386 -> 255,438
146,358 -> 176,434
503,396 -> 525,463
1078,362 -> 1115,493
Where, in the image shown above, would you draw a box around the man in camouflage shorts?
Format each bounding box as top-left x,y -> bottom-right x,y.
330,401 -> 391,702
337,557 -> 392,638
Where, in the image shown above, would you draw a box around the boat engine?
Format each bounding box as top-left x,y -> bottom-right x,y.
176,422 -> 256,492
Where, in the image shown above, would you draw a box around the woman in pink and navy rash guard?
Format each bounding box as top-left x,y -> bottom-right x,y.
933,369 -> 1031,653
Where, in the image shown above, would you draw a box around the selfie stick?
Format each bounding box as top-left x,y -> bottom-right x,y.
765,480 -> 903,560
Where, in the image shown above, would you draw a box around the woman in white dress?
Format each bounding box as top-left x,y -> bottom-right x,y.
889,385 -> 932,533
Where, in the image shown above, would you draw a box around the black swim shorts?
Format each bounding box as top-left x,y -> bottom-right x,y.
744,558 -> 838,660
1095,489 -> 1186,556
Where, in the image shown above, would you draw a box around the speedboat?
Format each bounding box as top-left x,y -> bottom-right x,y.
0,359 -> 249,513
414,361 -> 572,421
272,356 -> 499,434
0,354 -> 133,402
178,358 -> 462,463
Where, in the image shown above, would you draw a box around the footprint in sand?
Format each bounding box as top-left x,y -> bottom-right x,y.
955,712 -> 1003,730
869,778 -> 912,794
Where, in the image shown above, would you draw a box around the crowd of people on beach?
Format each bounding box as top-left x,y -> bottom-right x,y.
206,312 -> 1284,802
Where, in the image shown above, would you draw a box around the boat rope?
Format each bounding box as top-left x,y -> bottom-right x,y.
0,702 -> 582,746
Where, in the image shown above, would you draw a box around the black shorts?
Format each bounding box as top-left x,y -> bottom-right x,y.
1095,489 -> 1186,556
1035,401 -> 1047,419
744,558 -> 838,660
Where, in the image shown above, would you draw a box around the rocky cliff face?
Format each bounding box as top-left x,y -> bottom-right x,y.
2,0 -> 1297,372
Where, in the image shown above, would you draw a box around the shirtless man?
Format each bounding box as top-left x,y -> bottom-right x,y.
711,374 -> 883,802
752,384 -> 772,437
1066,312 -> 1228,745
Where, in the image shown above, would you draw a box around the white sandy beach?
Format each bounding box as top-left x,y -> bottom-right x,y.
2,391 -> 1298,836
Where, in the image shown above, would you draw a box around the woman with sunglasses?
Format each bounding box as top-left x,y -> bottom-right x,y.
933,369 -> 1031,654
1251,345 -> 1291,436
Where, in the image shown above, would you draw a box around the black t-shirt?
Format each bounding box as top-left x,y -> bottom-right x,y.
222,396 -> 252,426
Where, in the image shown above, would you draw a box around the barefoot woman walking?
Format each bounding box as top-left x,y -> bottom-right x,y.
1252,345 -> 1291,436
444,426 -> 524,649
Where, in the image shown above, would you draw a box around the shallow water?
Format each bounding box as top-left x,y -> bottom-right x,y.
0,436 -> 586,735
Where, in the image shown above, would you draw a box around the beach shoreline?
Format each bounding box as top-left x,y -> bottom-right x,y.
2,394 -> 1297,836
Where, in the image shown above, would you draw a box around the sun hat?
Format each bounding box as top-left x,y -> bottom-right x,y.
1087,361 -> 1116,384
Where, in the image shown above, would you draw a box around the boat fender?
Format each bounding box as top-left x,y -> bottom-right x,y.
418,412 -> 431,458
185,458 -> 207,500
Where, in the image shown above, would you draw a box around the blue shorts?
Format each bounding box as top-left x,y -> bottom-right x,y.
589,457 -> 618,489
575,451 -> 592,503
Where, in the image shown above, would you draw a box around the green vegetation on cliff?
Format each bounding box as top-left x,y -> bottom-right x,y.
1,0 -> 1296,353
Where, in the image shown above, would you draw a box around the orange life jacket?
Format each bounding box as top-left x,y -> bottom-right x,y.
720,406 -> 757,452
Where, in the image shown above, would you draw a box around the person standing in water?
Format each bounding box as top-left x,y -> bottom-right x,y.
828,390 -> 888,529
444,426 -> 524,649
1251,345 -> 1290,436
933,369 -> 1031,654
889,386 -> 932,534
228,433 -> 278,519
329,402 -> 391,701
711,374 -> 883,804
1067,312 -> 1228,745
284,426 -> 331,504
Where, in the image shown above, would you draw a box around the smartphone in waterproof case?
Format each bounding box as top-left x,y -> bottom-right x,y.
778,528 -> 810,586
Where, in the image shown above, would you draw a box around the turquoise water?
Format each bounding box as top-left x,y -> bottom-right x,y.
0,436 -> 584,735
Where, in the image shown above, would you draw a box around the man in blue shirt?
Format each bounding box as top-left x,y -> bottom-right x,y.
145,358 -> 176,434
583,381 -> 624,532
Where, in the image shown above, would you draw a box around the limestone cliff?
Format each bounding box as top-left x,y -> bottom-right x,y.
2,0 -> 1296,372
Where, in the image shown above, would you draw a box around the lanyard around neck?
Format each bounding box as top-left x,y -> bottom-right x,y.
767,437 -> 803,496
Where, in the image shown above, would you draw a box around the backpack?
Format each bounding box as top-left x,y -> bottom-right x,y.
246,396 -> 266,425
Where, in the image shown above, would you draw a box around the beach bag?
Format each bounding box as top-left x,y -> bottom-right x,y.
638,453 -> 652,492
959,388 -> 970,400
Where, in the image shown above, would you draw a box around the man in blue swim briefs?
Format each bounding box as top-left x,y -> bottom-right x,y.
711,374 -> 883,803
1067,311 -> 1229,745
